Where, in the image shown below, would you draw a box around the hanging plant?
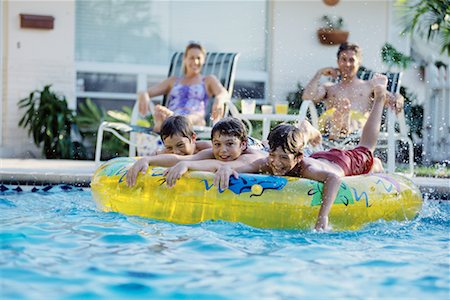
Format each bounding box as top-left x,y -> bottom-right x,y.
18,85 -> 76,159
317,15 -> 349,45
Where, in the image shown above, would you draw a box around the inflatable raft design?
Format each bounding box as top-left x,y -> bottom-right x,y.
91,157 -> 423,231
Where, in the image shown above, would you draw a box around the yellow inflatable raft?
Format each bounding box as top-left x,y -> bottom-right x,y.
91,157 -> 423,231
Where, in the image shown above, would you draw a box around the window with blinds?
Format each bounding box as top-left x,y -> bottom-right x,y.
75,0 -> 268,110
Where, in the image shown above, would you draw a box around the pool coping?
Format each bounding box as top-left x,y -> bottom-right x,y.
1,158 -> 449,196
0,159 -> 94,187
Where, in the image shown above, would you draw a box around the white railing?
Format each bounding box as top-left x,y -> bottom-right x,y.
423,64 -> 450,163
75,61 -> 268,104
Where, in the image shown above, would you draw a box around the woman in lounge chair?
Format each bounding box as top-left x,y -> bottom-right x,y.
137,42 -> 229,133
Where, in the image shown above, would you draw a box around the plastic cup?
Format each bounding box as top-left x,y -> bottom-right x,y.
261,105 -> 273,114
275,103 -> 288,114
241,99 -> 256,114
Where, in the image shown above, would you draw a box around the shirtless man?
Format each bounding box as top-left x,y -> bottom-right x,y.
303,42 -> 403,140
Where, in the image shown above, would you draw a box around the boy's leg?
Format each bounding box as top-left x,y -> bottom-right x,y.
358,85 -> 386,151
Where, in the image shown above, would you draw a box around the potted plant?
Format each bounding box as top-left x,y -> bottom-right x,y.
317,15 -> 349,45
18,85 -> 81,159
396,0 -> 449,56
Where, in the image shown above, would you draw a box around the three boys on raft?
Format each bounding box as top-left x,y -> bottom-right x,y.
126,73 -> 392,231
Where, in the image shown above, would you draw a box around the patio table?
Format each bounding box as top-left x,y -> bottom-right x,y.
239,113 -> 302,140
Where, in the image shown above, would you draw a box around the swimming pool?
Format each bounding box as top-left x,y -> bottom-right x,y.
1,184 -> 449,299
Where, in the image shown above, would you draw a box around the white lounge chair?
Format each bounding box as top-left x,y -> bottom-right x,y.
94,52 -> 240,165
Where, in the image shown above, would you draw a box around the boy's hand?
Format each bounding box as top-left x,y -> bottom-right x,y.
163,162 -> 189,188
214,165 -> 239,190
314,215 -> 330,232
126,157 -> 150,187
370,73 -> 388,90
374,85 -> 387,103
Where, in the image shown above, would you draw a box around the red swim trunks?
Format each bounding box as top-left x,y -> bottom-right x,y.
310,146 -> 374,176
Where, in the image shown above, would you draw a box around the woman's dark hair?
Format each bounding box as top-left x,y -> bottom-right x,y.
160,115 -> 195,142
211,117 -> 248,144
267,124 -> 304,157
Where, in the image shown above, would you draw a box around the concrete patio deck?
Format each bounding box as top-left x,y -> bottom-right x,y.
1,159 -> 449,198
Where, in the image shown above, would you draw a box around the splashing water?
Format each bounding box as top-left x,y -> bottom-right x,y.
0,185 -> 448,299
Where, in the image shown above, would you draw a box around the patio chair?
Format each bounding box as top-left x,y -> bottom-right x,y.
298,71 -> 414,175
94,52 -> 240,165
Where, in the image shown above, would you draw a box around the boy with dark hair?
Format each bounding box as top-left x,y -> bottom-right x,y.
215,76 -> 389,231
126,117 -> 265,187
156,115 -> 210,155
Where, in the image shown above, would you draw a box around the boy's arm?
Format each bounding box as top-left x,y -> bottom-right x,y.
300,161 -> 342,231
146,149 -> 214,167
195,141 -> 212,152
126,156 -> 151,187
163,159 -> 226,187
214,158 -> 270,190
125,149 -> 215,187
164,155 -> 269,188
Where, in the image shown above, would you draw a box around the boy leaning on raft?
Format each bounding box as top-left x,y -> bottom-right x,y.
126,116 -> 322,188
215,74 -> 389,231
126,117 -> 266,188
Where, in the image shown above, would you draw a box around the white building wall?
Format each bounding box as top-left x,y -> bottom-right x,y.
1,0 -> 433,159
1,0 -> 75,158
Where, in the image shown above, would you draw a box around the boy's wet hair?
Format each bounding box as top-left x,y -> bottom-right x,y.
211,117 -> 248,143
337,42 -> 361,60
267,124 -> 304,157
160,115 -> 195,142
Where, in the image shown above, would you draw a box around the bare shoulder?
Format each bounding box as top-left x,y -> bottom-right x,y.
301,157 -> 323,172
195,141 -> 212,152
204,74 -> 220,84
166,76 -> 178,83
191,149 -> 215,160
165,76 -> 178,87
247,157 -> 271,173
238,152 -> 266,163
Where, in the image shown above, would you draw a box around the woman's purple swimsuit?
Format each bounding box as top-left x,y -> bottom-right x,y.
167,78 -> 209,117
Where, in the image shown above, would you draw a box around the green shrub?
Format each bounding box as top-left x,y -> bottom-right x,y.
18,85 -> 84,159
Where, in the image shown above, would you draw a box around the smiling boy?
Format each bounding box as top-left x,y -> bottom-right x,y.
156,115 -> 210,155
215,76 -> 390,231
126,117 -> 265,187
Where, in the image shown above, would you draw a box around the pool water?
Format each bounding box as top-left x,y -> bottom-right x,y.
1,185 -> 449,299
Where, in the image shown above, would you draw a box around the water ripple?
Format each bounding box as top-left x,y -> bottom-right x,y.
0,187 -> 448,299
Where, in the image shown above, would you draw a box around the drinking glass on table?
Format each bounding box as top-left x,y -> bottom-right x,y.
241,99 -> 256,114
261,105 -> 273,114
275,102 -> 288,114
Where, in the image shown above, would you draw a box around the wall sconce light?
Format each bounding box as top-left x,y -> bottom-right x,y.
20,14 -> 54,29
